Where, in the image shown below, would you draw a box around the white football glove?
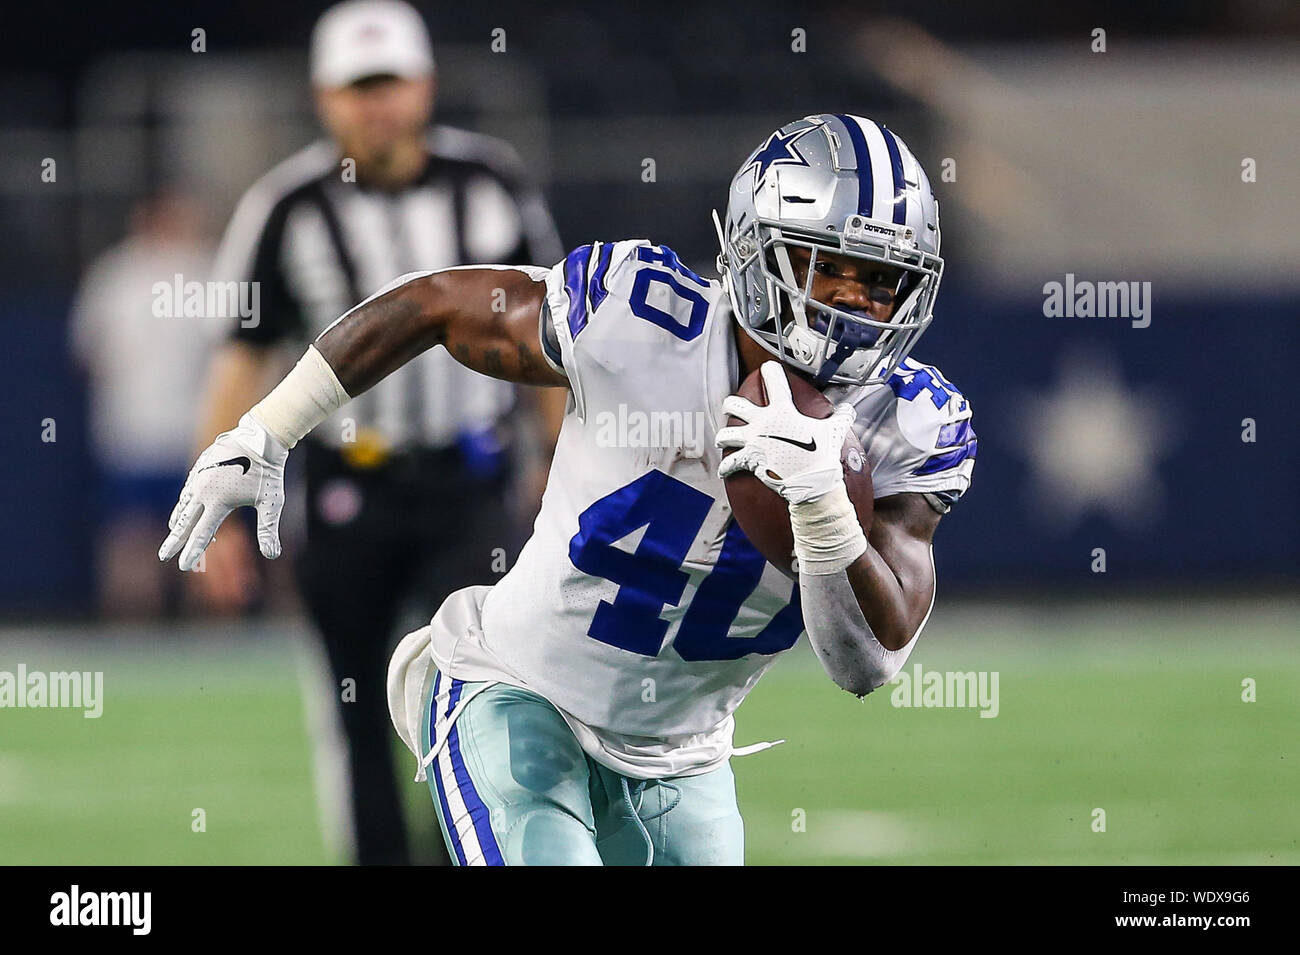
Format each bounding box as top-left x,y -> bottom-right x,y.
715,361 -> 858,505
158,412 -> 289,572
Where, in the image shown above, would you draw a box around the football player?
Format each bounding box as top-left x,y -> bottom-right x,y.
160,114 -> 976,865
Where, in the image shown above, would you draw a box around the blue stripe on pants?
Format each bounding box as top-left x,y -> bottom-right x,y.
445,679 -> 505,866
426,672 -> 468,866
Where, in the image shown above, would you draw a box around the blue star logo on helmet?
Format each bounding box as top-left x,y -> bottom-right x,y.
719,115 -> 943,387
741,125 -> 815,187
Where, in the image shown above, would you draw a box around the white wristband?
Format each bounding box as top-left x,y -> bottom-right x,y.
247,345 -> 350,449
789,482 -> 868,576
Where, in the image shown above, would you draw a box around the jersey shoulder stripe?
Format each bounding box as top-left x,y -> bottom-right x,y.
870,357 -> 977,501
544,240 -> 720,420
549,238 -> 657,340
544,240 -> 645,418
916,417 -> 977,476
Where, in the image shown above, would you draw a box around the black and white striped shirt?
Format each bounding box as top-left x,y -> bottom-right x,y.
213,125 -> 562,450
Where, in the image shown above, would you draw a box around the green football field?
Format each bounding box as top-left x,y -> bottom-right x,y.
2,596 -> 1296,865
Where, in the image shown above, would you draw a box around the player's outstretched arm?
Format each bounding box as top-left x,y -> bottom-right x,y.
315,267 -> 564,393
159,267 -> 562,571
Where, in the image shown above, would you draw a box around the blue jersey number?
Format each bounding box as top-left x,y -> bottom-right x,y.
888,364 -> 966,411
569,470 -> 803,660
627,246 -> 711,342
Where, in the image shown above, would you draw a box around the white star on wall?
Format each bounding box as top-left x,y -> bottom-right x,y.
1010,347 -> 1179,531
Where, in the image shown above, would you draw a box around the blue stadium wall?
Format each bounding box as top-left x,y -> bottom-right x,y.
5,283 -> 1297,616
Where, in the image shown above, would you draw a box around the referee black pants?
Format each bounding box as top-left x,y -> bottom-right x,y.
294,438 -> 522,866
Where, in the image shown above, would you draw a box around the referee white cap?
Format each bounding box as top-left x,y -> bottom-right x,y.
310,0 -> 435,88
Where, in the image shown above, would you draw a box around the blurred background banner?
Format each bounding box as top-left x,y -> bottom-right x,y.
3,0 -> 1295,614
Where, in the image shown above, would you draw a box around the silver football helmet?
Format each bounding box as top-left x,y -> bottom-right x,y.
715,113 -> 943,386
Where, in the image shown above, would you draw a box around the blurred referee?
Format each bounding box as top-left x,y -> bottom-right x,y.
193,0 -> 563,865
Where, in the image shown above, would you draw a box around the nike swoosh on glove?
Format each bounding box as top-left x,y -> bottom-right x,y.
158,412 -> 289,572
715,361 -> 858,505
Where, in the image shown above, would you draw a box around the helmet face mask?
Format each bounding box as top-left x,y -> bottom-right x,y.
715,114 -> 944,387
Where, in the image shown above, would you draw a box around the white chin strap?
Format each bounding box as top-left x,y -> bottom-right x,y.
836,345 -> 886,381
786,324 -> 822,365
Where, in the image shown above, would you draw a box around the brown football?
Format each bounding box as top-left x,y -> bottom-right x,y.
722,364 -> 874,577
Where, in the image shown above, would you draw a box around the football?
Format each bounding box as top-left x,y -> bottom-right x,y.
722,364 -> 874,576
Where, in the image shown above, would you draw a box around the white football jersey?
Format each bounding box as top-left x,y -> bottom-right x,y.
412,240 -> 976,779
